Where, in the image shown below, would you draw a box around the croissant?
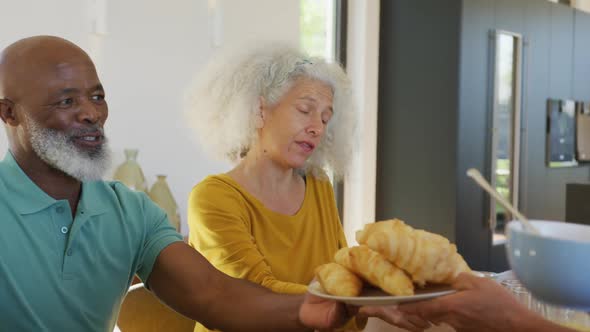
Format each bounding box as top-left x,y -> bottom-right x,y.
356,219 -> 471,286
334,245 -> 414,296
315,263 -> 363,297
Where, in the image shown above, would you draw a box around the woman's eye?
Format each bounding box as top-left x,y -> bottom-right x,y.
298,107 -> 310,114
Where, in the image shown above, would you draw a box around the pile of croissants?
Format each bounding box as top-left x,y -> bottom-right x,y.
315,219 -> 471,297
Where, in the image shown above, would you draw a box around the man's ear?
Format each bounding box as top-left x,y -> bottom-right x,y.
0,99 -> 18,126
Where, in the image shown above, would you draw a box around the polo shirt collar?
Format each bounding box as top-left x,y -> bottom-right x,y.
77,180 -> 109,217
0,151 -> 108,216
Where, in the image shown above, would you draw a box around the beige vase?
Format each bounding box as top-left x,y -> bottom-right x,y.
149,175 -> 181,232
113,149 -> 148,192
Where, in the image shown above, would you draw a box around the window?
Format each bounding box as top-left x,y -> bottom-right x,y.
300,0 -> 336,61
490,31 -> 523,241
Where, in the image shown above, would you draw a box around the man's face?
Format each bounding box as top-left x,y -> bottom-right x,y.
24,112 -> 111,181
17,52 -> 112,181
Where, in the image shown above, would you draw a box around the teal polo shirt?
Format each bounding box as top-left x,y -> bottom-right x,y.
0,151 -> 183,331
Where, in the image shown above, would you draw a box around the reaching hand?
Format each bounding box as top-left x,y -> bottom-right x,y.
299,293 -> 355,331
358,305 -> 431,332
397,273 -> 543,332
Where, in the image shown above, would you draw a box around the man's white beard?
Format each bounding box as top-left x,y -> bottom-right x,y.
27,117 -> 112,182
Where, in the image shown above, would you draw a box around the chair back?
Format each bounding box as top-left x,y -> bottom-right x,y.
116,283 -> 195,332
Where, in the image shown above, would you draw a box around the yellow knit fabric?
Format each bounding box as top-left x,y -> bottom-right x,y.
188,173 -> 351,332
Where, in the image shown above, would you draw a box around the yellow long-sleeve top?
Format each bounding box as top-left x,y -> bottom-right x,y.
188,173 -> 349,332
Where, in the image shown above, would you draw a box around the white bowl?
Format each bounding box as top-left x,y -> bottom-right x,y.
506,220 -> 590,310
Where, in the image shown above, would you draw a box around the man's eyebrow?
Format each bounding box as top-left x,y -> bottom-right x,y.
55,87 -> 80,95
55,84 -> 104,95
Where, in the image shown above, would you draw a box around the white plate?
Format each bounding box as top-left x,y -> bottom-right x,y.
308,280 -> 456,306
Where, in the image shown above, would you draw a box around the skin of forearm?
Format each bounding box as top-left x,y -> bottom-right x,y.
199,274 -> 310,332
148,243 -> 311,332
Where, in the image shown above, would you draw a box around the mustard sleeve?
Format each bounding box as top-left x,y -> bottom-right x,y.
337,220 -> 348,249
188,179 -> 307,294
327,181 -> 348,250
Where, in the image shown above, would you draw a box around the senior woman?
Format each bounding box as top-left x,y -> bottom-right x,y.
185,44 -> 426,332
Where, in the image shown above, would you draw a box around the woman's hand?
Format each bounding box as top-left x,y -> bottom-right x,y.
396,273 -> 559,332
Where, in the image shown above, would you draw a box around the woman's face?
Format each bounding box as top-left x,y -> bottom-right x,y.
258,78 -> 333,169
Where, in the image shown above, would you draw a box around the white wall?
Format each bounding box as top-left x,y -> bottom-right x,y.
342,0 -> 380,245
0,0 -> 89,154
0,0 -> 300,235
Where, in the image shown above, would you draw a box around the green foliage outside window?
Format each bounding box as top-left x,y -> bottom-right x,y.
300,0 -> 329,58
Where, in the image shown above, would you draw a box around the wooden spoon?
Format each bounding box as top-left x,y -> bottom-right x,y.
467,168 -> 539,235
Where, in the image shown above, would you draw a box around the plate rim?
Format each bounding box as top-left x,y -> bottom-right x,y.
308,280 -> 456,305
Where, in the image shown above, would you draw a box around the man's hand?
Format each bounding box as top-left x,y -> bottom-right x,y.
299,293 -> 354,330
300,293 -> 431,332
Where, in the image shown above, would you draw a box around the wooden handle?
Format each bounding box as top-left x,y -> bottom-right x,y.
466,168 -> 539,235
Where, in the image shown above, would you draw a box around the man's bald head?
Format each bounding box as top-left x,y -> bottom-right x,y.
0,36 -> 95,102
0,36 -> 110,182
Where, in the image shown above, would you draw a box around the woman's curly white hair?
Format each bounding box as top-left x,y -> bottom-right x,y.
185,43 -> 357,180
